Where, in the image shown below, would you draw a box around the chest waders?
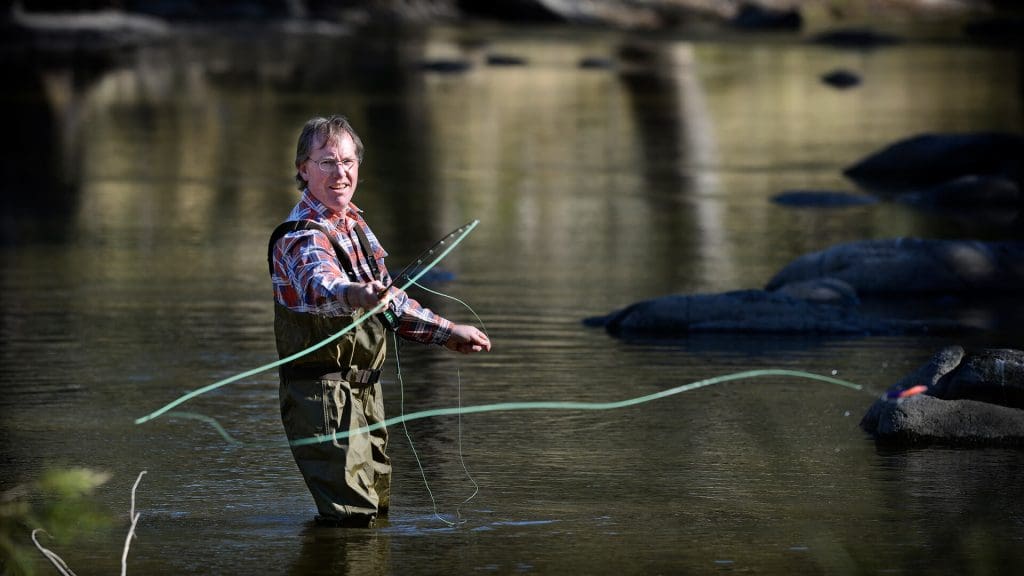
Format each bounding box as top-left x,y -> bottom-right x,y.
268,220 -> 393,526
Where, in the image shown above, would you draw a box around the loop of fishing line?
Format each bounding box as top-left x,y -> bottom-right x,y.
392,275 -> 489,526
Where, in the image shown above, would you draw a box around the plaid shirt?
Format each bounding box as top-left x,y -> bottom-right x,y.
271,191 -> 453,346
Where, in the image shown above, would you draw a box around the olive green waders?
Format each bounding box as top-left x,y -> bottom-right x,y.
275,302 -> 391,523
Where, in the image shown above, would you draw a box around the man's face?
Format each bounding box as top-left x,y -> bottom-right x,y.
299,132 -> 360,213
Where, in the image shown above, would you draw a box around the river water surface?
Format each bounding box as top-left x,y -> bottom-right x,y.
2,18 -> 1023,575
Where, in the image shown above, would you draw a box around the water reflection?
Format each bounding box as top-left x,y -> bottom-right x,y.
1,20 -> 1023,576
288,523 -> 391,576
0,55 -> 89,244
873,447 -> 1024,573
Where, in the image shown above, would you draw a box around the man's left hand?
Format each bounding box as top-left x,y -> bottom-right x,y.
445,324 -> 492,354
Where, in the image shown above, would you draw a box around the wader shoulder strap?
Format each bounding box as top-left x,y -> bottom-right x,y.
267,220 -> 358,280
353,224 -> 382,282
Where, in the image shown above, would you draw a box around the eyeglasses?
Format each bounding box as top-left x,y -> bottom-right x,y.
313,157 -> 357,173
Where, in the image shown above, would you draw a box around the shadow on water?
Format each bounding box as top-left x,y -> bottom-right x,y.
288,522 -> 391,576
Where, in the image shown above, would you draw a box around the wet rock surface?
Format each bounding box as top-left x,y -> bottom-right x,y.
860,346 -> 1024,446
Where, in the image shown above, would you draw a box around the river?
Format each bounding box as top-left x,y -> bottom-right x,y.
1,17 -> 1022,575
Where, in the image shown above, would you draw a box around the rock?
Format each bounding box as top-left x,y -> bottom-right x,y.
5,8 -> 170,53
486,53 -> 528,66
419,59 -> 472,73
860,345 -> 965,432
864,395 -> 1024,446
860,346 -> 1024,446
821,69 -> 861,89
932,348 -> 1024,409
583,289 -> 959,337
730,2 -> 802,31
765,238 -> 1024,295
771,190 -> 877,207
843,132 -> 1024,193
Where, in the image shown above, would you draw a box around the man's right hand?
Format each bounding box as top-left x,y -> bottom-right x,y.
347,281 -> 391,310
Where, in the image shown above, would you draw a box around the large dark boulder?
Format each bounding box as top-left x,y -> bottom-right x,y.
843,132 -> 1024,193
765,238 -> 1024,295
860,346 -> 1024,446
583,287 -> 963,337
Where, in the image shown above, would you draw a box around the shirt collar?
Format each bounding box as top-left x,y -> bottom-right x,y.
299,189 -> 362,231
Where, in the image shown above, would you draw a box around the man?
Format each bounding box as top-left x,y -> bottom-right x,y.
269,115 -> 491,527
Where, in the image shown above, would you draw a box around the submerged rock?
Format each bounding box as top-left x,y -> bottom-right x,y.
860,346 -> 1024,446
486,53 -> 528,66
821,69 -> 861,89
765,238 -> 1024,295
583,288 -> 961,337
419,59 -> 472,73
771,190 -> 877,207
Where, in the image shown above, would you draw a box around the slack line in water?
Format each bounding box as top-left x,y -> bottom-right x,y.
133,219 -> 481,426
166,369 -> 864,449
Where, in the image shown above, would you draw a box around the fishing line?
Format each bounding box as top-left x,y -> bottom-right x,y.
409,278 -> 488,336
453,369 -> 480,520
165,411 -> 245,446
134,220 -> 480,426
392,276 -> 487,526
286,369 -> 864,446
397,276 -> 485,522
165,372 -> 866,447
393,334 -> 478,527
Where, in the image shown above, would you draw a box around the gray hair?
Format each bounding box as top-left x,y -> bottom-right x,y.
294,115 -> 365,191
